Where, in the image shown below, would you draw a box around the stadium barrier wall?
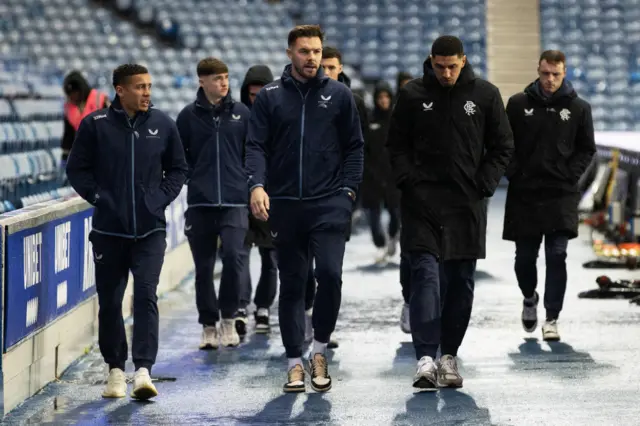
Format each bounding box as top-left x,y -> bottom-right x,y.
0,131 -> 636,416
0,186 -> 191,416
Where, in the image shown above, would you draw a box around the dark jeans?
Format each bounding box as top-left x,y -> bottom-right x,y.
91,231 -> 167,373
186,207 -> 248,322
514,232 -> 569,320
409,252 -> 476,360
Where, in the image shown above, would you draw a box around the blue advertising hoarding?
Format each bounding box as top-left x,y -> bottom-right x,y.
2,187 -> 189,352
3,207 -> 95,350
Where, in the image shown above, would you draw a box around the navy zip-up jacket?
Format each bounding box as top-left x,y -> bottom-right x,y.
176,89 -> 251,207
245,64 -> 364,200
66,96 -> 188,239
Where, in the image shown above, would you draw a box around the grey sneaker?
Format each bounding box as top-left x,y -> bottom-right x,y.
413,356 -> 438,391
542,319 -> 560,341
522,292 -> 539,333
437,355 -> 463,388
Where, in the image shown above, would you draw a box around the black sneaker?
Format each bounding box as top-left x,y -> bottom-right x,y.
308,353 -> 332,392
327,338 -> 339,349
233,309 -> 248,338
254,309 -> 270,334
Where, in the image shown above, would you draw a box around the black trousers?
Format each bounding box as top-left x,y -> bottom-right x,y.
91,231 -> 167,373
409,252 -> 476,360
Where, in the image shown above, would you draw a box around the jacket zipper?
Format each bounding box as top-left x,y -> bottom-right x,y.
293,84 -> 310,199
127,117 -> 138,239
213,115 -> 221,205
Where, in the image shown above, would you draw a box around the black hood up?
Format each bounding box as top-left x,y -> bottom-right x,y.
372,81 -> 394,122
63,70 -> 92,100
422,57 -> 477,88
396,71 -> 413,91
524,79 -> 577,104
241,65 -> 274,108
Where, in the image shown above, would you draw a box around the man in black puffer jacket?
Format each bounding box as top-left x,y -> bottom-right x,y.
503,50 -> 595,343
387,36 -> 513,391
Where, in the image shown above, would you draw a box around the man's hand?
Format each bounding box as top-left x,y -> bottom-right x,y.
250,186 -> 270,221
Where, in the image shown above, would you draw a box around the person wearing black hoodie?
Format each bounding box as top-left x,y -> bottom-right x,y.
66,64 -> 188,400
386,36 -> 513,391
503,50 -> 595,343
236,65 -> 319,338
176,58 -> 252,350
362,82 -> 400,263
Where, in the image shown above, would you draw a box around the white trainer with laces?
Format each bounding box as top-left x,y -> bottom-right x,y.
102,368 -> 127,398
199,325 -> 219,350
542,319 -> 560,341
220,318 -> 240,347
131,368 -> 158,400
413,356 -> 438,391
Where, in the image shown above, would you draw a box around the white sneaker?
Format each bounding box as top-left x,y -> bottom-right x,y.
412,356 -> 438,391
102,368 -> 127,398
522,292 -> 539,333
375,248 -> 389,264
220,318 -> 240,347
131,368 -> 158,400
437,355 -> 463,388
400,303 -> 411,334
542,319 -> 560,341
199,325 -> 219,350
304,309 -> 313,343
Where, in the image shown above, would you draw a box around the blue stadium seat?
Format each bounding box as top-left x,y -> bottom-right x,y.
540,0 -> 639,129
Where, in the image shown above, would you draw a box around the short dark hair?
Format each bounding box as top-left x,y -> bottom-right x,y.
197,57 -> 229,77
431,36 -> 465,58
539,50 -> 566,66
112,64 -> 149,88
322,46 -> 342,63
288,25 -> 324,47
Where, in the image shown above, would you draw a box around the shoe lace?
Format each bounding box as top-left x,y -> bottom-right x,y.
440,356 -> 457,373
289,365 -> 304,382
312,354 -> 328,378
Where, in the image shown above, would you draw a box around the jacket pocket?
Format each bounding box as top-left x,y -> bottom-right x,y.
143,187 -> 169,216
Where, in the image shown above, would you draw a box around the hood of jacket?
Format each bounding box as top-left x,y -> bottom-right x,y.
372,81 -> 394,122
240,65 -> 274,108
422,57 -> 477,89
524,78 -> 577,105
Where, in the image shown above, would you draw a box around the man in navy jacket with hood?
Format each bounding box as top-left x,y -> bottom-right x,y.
246,25 -> 364,393
176,58 -> 251,351
66,64 -> 188,400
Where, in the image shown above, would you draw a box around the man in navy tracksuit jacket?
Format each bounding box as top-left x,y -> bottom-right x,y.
66,64 -> 188,400
245,25 -> 364,393
176,58 -> 251,350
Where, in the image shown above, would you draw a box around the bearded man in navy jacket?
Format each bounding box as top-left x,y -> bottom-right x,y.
245,25 -> 364,394
66,64 -> 188,401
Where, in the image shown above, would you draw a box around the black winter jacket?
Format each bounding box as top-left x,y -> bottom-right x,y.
387,58 -> 514,259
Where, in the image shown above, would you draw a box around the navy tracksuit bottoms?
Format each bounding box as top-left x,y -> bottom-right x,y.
239,248 -> 317,311
269,193 -> 353,358
91,230 -> 167,373
185,206 -> 248,323
514,232 -> 569,320
409,252 -> 476,360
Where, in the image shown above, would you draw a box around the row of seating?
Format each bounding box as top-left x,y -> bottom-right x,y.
0,98 -> 64,122
0,121 -> 64,153
0,148 -> 63,207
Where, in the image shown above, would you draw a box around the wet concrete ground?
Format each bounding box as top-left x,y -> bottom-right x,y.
3,189 -> 640,425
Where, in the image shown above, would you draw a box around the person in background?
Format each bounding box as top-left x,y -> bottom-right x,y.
61,70 -> 109,167
361,81 -> 401,264
503,49 -> 596,342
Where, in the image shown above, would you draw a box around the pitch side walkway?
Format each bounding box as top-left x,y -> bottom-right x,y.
4,189 -> 640,425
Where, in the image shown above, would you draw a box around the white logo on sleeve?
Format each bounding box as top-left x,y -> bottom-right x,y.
422,102 -> 433,111
463,101 -> 477,116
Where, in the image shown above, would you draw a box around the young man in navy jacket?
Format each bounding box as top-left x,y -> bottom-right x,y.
176,58 -> 251,350
246,25 -> 364,393
66,64 -> 188,400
